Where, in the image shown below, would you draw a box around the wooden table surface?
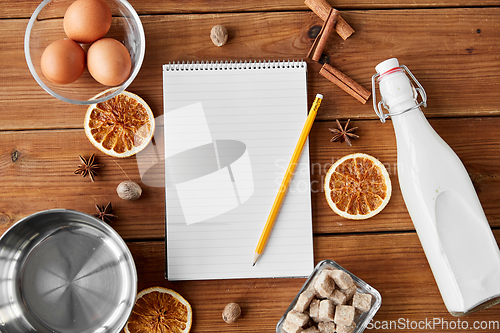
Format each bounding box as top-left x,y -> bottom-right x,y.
2,0 -> 500,332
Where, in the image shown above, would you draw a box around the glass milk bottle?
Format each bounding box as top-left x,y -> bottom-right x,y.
372,58 -> 500,316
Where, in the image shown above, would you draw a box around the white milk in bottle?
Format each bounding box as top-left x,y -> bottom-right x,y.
372,58 -> 500,316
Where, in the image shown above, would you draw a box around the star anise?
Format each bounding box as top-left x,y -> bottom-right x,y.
329,119 -> 359,146
74,154 -> 101,182
92,202 -> 117,223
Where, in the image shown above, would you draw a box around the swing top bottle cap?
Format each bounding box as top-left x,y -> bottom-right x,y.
375,58 -> 400,77
374,57 -> 417,114
375,58 -> 408,84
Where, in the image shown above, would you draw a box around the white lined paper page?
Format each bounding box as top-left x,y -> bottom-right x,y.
163,61 -> 314,280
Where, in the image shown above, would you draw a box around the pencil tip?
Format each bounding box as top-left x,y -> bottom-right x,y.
252,252 -> 260,266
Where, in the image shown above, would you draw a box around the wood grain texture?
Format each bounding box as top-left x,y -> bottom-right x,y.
2,0 -> 500,19
0,129 -> 166,239
1,117 -> 500,239
2,2 -> 500,332
127,230 -> 500,333
2,8 -> 500,130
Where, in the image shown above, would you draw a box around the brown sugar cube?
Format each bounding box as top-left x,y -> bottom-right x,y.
341,284 -> 357,302
301,327 -> 320,333
306,318 -> 317,327
306,275 -> 320,297
323,268 -> 338,279
294,290 -> 316,313
329,270 -> 355,290
318,299 -> 335,322
334,305 -> 355,326
314,271 -> 335,297
286,310 -> 310,327
318,321 -> 336,333
323,268 -> 337,275
283,319 -> 302,333
352,292 -> 372,313
309,299 -> 321,322
328,289 -> 347,306
336,322 -> 356,333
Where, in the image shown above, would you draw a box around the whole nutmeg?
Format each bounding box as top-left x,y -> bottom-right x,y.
116,180 -> 142,200
210,25 -> 228,47
222,302 -> 241,324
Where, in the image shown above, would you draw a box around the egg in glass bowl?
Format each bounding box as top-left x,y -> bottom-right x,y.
24,0 -> 145,105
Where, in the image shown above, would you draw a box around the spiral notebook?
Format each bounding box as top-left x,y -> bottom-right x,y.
162,60 -> 314,280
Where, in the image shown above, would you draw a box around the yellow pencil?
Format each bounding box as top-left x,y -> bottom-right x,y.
253,94 -> 323,266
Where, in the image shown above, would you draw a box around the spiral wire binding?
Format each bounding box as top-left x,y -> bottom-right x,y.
163,60 -> 306,71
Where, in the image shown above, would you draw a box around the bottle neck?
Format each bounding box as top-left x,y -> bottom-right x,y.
389,99 -> 420,116
379,71 -> 416,112
378,70 -> 434,144
374,59 -> 428,123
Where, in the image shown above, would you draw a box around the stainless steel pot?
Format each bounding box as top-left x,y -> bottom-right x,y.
0,209 -> 137,333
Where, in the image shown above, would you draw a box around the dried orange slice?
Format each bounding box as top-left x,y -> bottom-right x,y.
324,153 -> 391,220
125,287 -> 192,333
85,90 -> 154,158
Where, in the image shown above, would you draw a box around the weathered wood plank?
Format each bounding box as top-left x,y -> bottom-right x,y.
1,117 -> 499,239
0,129 -> 166,239
126,230 -> 500,332
2,8 -> 500,131
2,0 -> 499,19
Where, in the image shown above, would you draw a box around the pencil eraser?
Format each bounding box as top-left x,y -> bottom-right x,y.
316,94 -> 323,99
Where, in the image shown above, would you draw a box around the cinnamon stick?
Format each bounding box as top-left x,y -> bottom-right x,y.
335,16 -> 355,41
304,0 -> 354,40
304,0 -> 332,20
312,9 -> 339,62
319,63 -> 371,104
306,9 -> 331,59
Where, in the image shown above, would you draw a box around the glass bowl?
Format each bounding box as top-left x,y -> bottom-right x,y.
24,0 -> 145,105
276,260 -> 382,333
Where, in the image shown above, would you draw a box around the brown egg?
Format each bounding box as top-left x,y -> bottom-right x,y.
87,38 -> 132,86
40,39 -> 86,85
64,0 -> 112,44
